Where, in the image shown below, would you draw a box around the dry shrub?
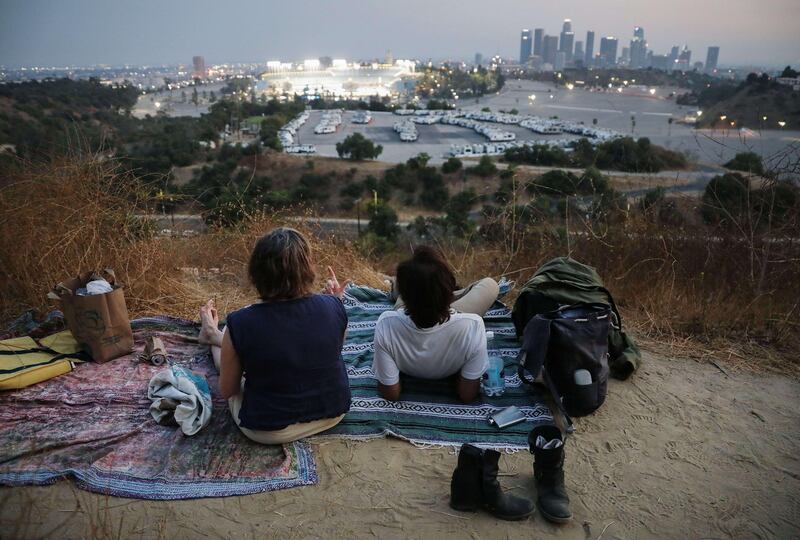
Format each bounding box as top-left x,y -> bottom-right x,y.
0,156 -> 206,320
0,156 -> 385,324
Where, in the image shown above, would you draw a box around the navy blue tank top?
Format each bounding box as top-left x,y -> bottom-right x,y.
226,294 -> 351,431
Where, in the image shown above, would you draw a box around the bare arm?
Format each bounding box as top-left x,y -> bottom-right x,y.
219,329 -> 243,400
456,376 -> 481,403
378,381 -> 402,401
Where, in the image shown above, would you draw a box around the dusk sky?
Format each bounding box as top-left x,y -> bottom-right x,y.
1,0 -> 798,68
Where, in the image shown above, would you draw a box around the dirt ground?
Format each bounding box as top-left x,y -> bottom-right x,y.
2,349 -> 798,539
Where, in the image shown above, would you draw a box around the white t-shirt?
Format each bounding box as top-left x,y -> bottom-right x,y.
372,309 -> 488,385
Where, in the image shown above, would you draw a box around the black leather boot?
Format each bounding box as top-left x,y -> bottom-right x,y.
480,448 -> 535,520
450,444 -> 482,512
529,424 -> 572,523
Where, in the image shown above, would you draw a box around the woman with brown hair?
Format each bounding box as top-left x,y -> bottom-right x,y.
198,227 -> 351,444
373,246 -> 499,403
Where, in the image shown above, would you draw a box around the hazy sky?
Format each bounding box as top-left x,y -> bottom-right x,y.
1,0 -> 798,68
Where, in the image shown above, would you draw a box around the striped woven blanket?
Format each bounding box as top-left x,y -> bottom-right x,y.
316,284 -> 553,450
0,314 -> 317,500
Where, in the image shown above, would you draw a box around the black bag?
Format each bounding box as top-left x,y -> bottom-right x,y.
517,303 -> 611,426
512,257 -> 640,380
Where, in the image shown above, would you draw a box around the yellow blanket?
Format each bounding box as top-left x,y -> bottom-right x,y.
0,331 -> 85,390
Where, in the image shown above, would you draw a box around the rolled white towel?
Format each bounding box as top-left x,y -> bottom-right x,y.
148,366 -> 212,436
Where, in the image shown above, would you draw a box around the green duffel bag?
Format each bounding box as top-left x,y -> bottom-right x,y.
512,257 -> 641,380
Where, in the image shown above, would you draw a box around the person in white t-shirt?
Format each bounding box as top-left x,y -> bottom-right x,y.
372,246 -> 500,403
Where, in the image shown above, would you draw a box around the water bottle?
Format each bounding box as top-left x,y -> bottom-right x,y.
482,331 -> 505,397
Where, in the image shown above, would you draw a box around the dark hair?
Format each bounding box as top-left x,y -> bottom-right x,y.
248,228 -> 316,301
396,246 -> 456,328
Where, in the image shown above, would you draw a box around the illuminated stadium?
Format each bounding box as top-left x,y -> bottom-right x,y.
255,59 -> 417,99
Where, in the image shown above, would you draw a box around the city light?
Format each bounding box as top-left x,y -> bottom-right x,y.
778,121 -> 787,128
762,116 -> 768,121
648,88 -> 656,95
720,115 -> 727,121
566,83 -> 574,90
697,110 -> 703,117
528,94 -> 536,100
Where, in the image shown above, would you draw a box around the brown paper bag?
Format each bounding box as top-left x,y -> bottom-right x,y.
51,269 -> 134,363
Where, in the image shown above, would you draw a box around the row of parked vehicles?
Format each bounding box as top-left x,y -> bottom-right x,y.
314,110 -> 343,134
279,112 -> 316,154
393,120 -> 418,142
448,138 -> 573,158
392,108 -> 621,143
351,111 -> 372,124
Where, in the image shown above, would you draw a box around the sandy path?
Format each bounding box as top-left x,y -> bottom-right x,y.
2,350 -> 799,539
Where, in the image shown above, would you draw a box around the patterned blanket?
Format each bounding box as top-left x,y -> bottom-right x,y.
317,284 -> 552,450
0,315 -> 316,500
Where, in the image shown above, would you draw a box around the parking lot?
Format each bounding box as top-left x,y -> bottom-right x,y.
292,80 -> 799,168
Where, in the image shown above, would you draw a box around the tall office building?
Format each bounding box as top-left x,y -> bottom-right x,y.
574,41 -> 584,61
677,45 -> 692,69
520,29 -> 533,64
629,26 -> 648,68
192,56 -> 207,78
559,19 -> 575,60
621,47 -> 631,65
585,31 -> 595,66
599,37 -> 619,67
555,51 -> 567,71
668,45 -> 680,70
705,46 -> 720,73
542,35 -> 559,66
533,28 -> 545,57
474,52 -> 483,66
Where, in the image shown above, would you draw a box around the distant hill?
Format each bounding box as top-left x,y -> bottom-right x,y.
682,75 -> 800,130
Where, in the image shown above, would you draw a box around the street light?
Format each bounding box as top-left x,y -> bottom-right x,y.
720,115 -> 727,121
778,121 -> 786,128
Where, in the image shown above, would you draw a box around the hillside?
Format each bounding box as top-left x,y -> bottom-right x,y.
686,76 -> 800,130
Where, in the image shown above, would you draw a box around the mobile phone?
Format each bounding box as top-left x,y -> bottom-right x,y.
487,406 -> 527,429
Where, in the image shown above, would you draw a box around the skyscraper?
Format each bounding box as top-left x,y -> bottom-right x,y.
574,41 -> 584,61
585,31 -> 595,66
629,26 -> 648,69
705,46 -> 720,73
520,29 -> 532,64
475,52 -> 483,66
555,51 -> 567,71
559,19 -> 574,60
542,35 -> 559,66
192,56 -> 206,78
677,46 -> 692,69
533,28 -> 545,57
599,37 -> 618,67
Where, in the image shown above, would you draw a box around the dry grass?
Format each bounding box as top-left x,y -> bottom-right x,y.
0,155 -> 385,323
1,154 -> 797,375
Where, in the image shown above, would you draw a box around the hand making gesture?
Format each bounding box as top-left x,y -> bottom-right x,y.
323,266 -> 351,299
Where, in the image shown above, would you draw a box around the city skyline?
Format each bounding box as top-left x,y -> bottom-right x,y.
1,0 -> 799,68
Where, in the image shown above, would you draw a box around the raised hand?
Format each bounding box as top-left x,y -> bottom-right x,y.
323,266 -> 351,299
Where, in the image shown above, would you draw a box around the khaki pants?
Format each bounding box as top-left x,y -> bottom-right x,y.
394,277 -> 500,317
212,345 -> 345,445
228,392 -> 344,445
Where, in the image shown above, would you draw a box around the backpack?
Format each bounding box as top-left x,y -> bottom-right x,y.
512,257 -> 641,380
516,302 -> 610,424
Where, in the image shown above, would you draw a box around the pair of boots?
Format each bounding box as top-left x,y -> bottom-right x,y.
449,424 -> 571,523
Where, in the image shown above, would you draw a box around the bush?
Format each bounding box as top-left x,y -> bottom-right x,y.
336,133 -> 383,161
504,144 -> 572,167
467,155 -> 497,177
724,152 -> 764,176
442,157 -> 464,174
701,172 -> 750,226
366,202 -> 400,239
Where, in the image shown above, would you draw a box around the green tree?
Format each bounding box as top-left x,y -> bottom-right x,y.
467,155 -> 497,177
336,133 -> 383,160
446,189 -> 477,236
367,202 -> 400,239
702,172 -> 750,226
724,152 -> 764,176
442,156 -> 463,174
